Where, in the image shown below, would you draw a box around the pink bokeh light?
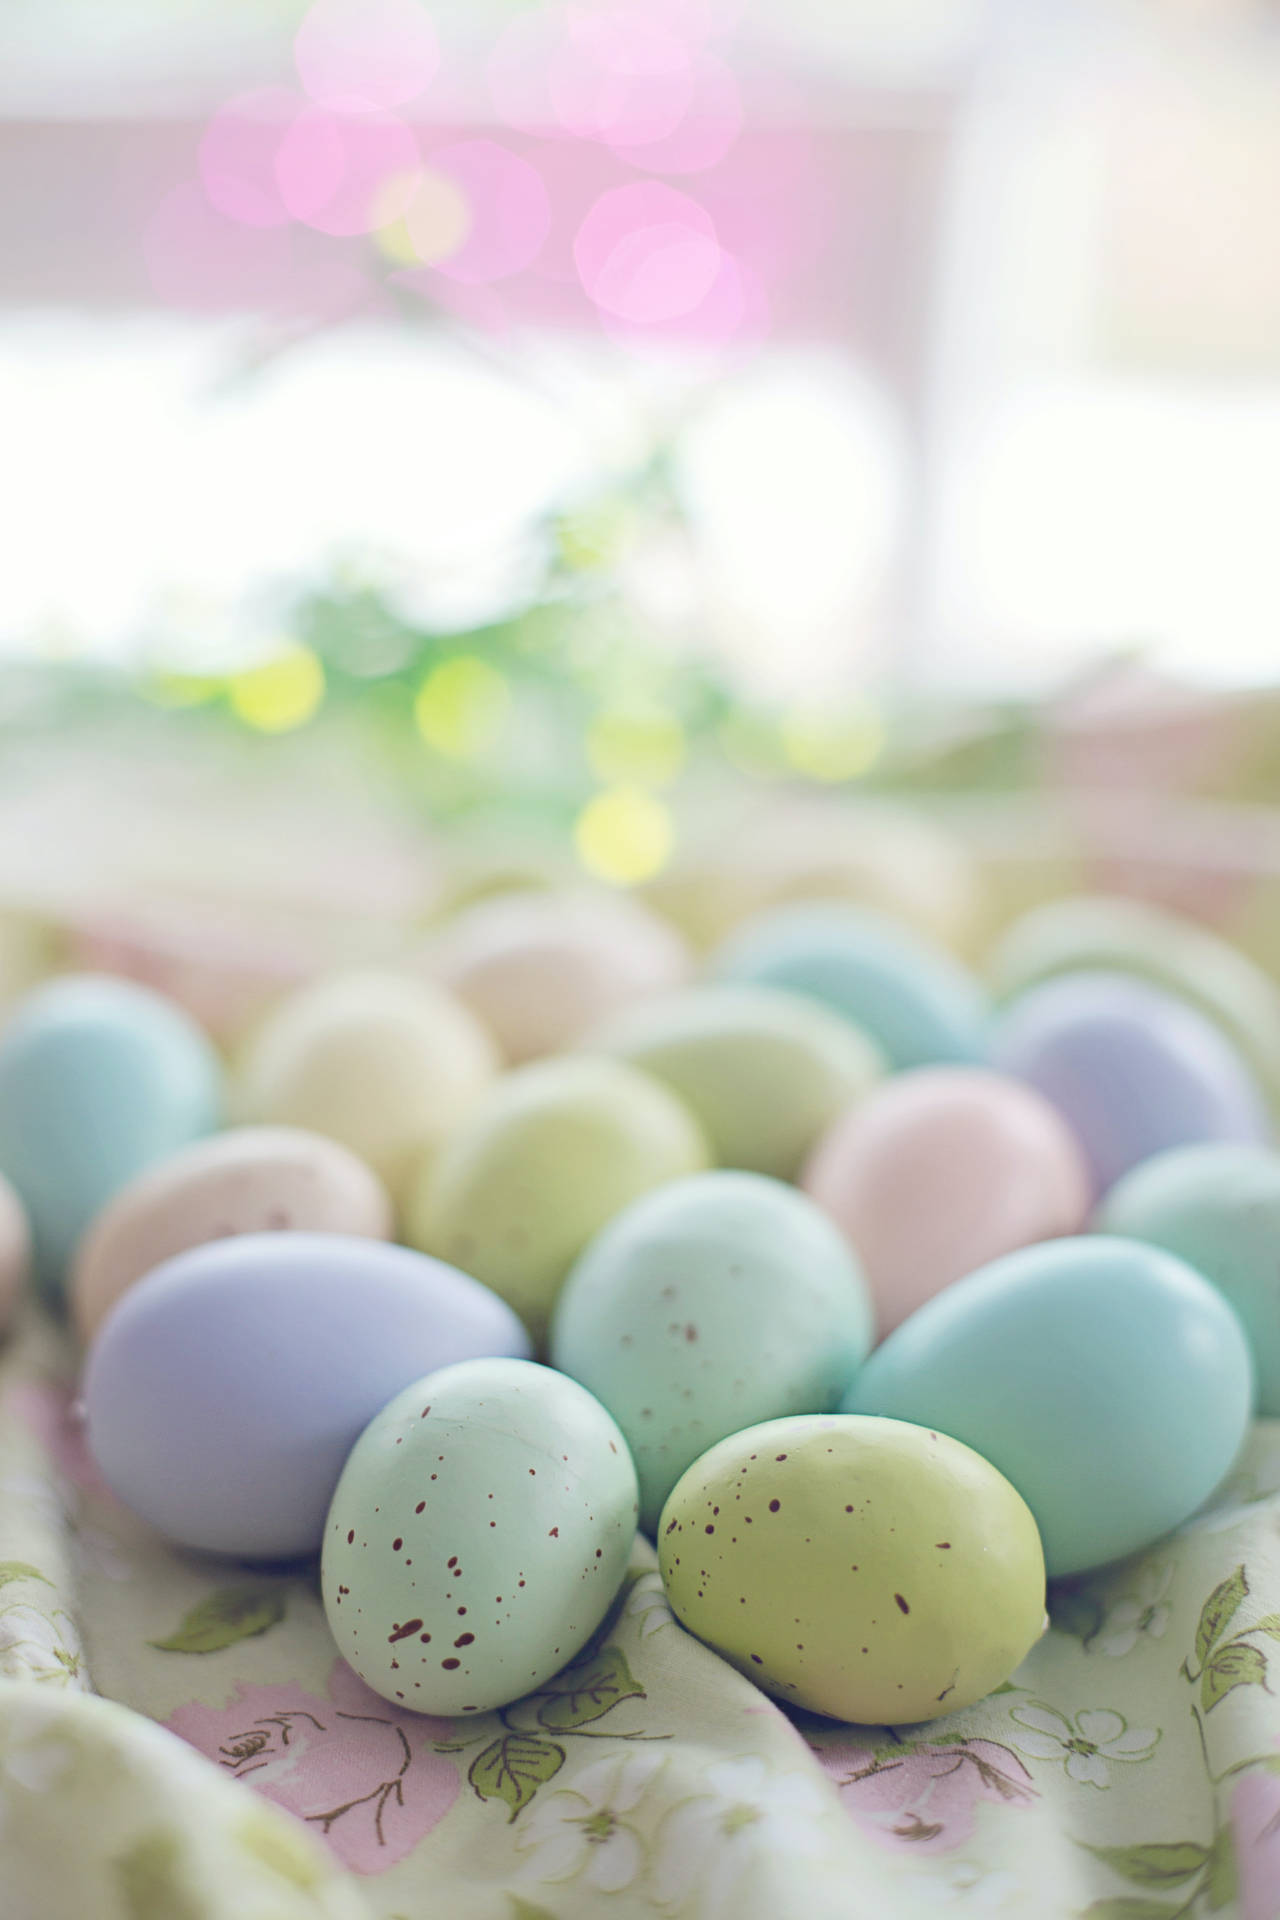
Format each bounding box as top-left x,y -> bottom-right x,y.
576,181 -> 722,325
424,139 -> 551,284
294,0 -> 440,111
199,88 -> 301,228
550,8 -> 694,148
611,51 -> 742,174
275,102 -> 420,237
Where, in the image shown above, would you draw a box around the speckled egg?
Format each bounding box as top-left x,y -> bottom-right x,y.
322,1357 -> 638,1714
581,985 -> 883,1181
657,1413 -> 1045,1725
404,1056 -> 709,1345
994,971 -> 1270,1194
802,1069 -> 1091,1333
1100,1144 -> 1280,1416
234,970 -> 498,1203
0,1172 -> 31,1339
427,890 -> 691,1064
71,1126 -> 393,1345
83,1234 -> 530,1558
843,1236 -> 1254,1575
550,1172 -> 874,1532
713,903 -> 988,1072
989,895 -> 1280,1117
0,974 -> 223,1307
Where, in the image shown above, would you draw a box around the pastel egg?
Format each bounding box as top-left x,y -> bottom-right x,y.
404,1056 -> 709,1345
322,1357 -> 638,1713
1100,1144 -> 1280,1416
234,970 -> 498,1203
994,972 -> 1269,1195
713,903 -> 988,1072
0,1172 -> 31,1339
843,1236 -> 1254,1575
550,1171 -> 874,1532
658,1414 -> 1045,1725
71,1126 -> 393,1345
989,894 -> 1280,1117
803,1069 -> 1091,1333
427,891 -> 690,1064
83,1233 -> 531,1558
0,975 -> 222,1307
583,985 -> 883,1180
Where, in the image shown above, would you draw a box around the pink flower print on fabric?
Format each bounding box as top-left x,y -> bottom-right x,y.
166,1658 -> 460,1874
814,1738 -> 1036,1854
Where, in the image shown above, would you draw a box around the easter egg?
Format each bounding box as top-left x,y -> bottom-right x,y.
428,891 -> 690,1064
713,903 -> 988,1072
802,1069 -> 1090,1333
322,1357 -> 638,1714
658,1413 -> 1045,1724
83,1233 -> 530,1557
989,895 -> 1280,1116
843,1236 -> 1254,1575
994,972 -> 1269,1195
234,971 -> 498,1203
583,985 -> 883,1180
404,1057 -> 709,1345
1100,1144 -> 1280,1417
550,1172 -> 874,1532
0,1172 -> 31,1339
71,1126 -> 393,1345
0,975 -> 222,1306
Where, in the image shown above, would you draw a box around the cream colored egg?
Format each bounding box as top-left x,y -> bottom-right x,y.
0,1172 -> 31,1338
426,891 -> 691,1064
71,1126 -> 393,1345
234,971 -> 498,1203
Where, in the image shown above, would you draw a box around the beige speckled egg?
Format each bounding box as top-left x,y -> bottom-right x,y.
0,1172 -> 31,1338
804,1069 -> 1090,1334
426,891 -> 691,1064
234,971 -> 498,1204
71,1126 -> 393,1345
404,1056 -> 709,1344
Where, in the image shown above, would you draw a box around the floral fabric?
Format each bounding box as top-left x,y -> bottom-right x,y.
3,1304 -> 1280,1920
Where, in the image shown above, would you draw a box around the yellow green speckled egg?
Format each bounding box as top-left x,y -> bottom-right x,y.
404,1056 -> 708,1344
658,1413 -> 1045,1725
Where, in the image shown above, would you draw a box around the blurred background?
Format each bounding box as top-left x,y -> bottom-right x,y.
3,0 -> 1280,995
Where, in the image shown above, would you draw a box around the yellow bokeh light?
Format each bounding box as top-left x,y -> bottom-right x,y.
372,216 -> 421,269
586,704 -> 686,787
414,656 -> 510,760
228,644 -> 326,733
574,785 -> 674,886
781,702 -> 886,783
404,168 -> 472,265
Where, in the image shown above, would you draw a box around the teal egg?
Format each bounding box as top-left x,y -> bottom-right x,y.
1100,1145 -> 1280,1417
550,1171 -> 874,1533
713,902 -> 988,1071
0,976 -> 222,1307
842,1236 -> 1253,1575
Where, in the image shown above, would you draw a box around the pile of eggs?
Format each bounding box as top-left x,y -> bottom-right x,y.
1,876 -> 1278,1729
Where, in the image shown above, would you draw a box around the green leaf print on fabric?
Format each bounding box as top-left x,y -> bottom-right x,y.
1082,1841 -> 1209,1887
534,1646 -> 645,1731
1202,1641 -> 1269,1712
114,1829 -> 205,1920
1202,1824 -> 1236,1910
149,1587 -> 286,1654
0,1561 -> 51,1591
507,1899 -> 558,1920
1081,1901 -> 1182,1920
1247,1613 -> 1280,1640
1193,1567 -> 1247,1669
470,1734 -> 566,1822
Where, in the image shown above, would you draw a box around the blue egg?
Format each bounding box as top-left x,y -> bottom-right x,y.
0,975 -> 223,1306
83,1233 -> 532,1558
842,1236 -> 1254,1576
994,971 -> 1269,1196
712,903 -> 988,1072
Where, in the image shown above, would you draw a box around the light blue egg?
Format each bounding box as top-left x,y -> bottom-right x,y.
1100,1144 -> 1280,1417
0,975 -> 223,1305
550,1170 -> 873,1533
712,902 -> 988,1072
842,1236 -> 1253,1576
83,1233 -> 532,1558
994,971 -> 1270,1196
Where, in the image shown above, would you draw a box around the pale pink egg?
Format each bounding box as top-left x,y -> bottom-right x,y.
803,1068 -> 1090,1335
